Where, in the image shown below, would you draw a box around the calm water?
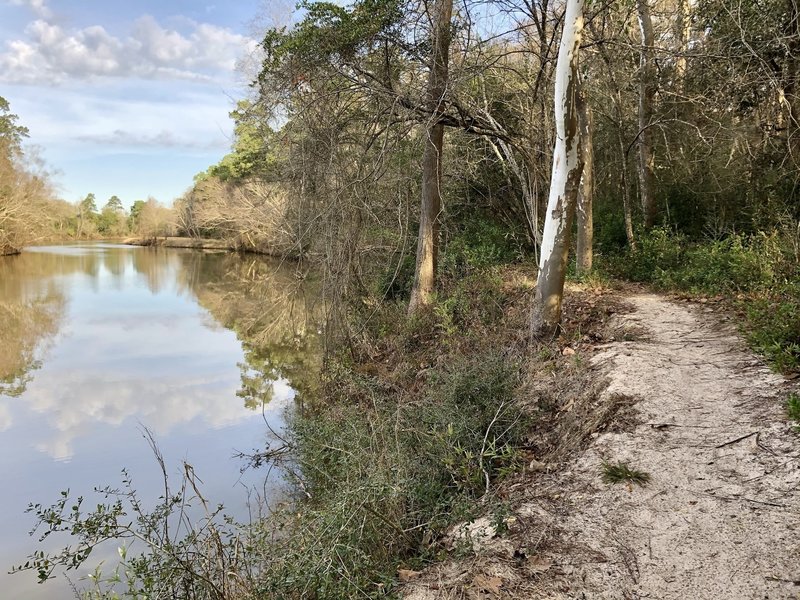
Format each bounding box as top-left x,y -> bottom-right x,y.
0,243 -> 319,598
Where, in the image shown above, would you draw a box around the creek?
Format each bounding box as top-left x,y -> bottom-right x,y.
0,242 -> 319,598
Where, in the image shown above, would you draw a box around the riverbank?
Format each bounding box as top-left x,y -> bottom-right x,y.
122,236 -> 234,251
13,255 -> 798,598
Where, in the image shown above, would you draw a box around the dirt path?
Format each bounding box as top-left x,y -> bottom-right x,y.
405,292 -> 799,600
553,294 -> 799,599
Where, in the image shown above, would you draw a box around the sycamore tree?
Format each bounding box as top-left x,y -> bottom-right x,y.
531,0 -> 586,338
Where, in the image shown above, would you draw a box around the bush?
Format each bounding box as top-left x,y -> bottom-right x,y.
745,281 -> 800,373
255,354 -> 527,598
441,216 -> 522,277
608,228 -> 783,295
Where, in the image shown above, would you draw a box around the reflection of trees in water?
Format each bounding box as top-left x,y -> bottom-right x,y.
175,253 -> 322,407
131,247 -> 183,294
0,255 -> 66,397
0,246 -> 320,406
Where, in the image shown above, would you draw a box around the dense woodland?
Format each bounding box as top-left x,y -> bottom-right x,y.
172,0 -> 800,360
5,0 -> 800,597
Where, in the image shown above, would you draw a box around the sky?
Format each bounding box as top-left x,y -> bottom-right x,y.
0,0 -> 293,208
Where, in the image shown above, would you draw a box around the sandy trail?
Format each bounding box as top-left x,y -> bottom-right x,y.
559,294 -> 800,599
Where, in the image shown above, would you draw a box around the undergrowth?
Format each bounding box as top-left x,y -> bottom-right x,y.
603,227 -> 800,373
787,392 -> 800,427
255,353 -> 528,598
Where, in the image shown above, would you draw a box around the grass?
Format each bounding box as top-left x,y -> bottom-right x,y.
787,393 -> 800,426
601,461 -> 651,486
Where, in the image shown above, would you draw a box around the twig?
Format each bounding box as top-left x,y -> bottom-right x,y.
715,431 -> 759,449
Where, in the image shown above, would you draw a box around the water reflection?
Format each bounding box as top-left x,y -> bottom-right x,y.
0,243 -> 319,599
0,246 -> 320,456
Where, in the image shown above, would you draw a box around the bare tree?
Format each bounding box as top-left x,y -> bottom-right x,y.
636,0 -> 658,229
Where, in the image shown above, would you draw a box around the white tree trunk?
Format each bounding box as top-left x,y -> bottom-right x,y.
531,0 -> 585,338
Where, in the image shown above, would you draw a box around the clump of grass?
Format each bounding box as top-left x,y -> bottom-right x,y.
601,461 -> 651,486
787,392 -> 800,425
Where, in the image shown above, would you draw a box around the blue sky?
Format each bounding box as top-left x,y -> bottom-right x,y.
0,0 -> 293,208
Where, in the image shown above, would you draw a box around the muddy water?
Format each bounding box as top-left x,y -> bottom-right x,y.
0,243 -> 319,598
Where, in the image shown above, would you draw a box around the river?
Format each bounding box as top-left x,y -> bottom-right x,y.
0,242 -> 319,598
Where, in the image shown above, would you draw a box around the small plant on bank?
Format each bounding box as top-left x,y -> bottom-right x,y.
601,461 -> 651,486
787,392 -> 800,428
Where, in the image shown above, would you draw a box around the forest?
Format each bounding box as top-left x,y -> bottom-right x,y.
3,0 -> 800,598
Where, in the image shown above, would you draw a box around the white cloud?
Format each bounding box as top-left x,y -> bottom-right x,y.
76,128 -> 225,150
9,0 -> 52,19
0,13 -> 257,85
26,373 -> 294,461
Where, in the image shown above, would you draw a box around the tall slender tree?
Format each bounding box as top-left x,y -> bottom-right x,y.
408,0 -> 455,314
575,79 -> 594,275
636,0 -> 658,229
531,0 -> 585,338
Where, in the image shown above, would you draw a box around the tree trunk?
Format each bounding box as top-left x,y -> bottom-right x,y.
784,0 -> 800,161
636,0 -> 657,229
675,0 -> 691,91
618,127 -> 637,251
408,0 -> 454,314
531,0 -> 585,338
575,81 -> 594,275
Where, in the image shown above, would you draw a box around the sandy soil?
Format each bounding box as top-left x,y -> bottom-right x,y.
405,293 -> 799,599
551,294 -> 800,599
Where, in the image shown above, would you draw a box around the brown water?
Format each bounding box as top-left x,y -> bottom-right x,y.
0,243 -> 319,598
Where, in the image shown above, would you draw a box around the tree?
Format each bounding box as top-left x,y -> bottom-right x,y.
531,0 -> 585,338
575,79 -> 594,275
134,198 -> 175,239
76,193 -> 98,238
106,196 -> 124,213
408,0 -> 455,313
0,95 -> 29,157
636,0 -> 658,229
129,199 -> 146,230
98,196 -> 127,236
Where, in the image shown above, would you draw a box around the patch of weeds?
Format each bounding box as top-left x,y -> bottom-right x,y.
601,461 -> 651,486
491,503 -> 513,537
441,215 -> 523,278
744,281 -> 800,374
787,392 -> 800,427
249,353 -> 530,598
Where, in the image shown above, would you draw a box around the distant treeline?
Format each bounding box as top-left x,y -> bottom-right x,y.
0,96 -> 175,255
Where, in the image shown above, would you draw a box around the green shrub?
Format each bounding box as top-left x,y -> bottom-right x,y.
745,281 -> 800,373
787,392 -> 800,424
441,216 -> 522,277
608,228 -> 783,295
255,355 -> 527,598
603,228 -> 799,374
